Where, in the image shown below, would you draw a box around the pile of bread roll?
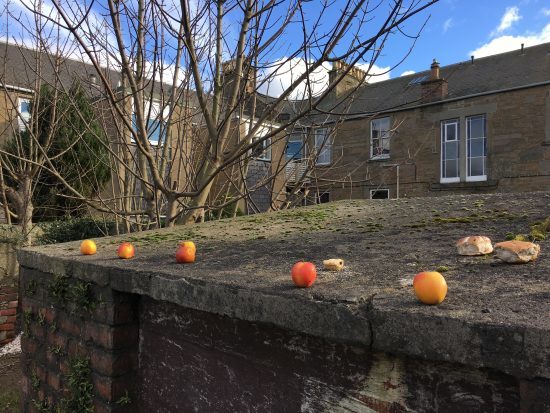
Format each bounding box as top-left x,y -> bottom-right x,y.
456,236 -> 540,263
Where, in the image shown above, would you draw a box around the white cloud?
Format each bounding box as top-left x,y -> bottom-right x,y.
492,6 -> 522,36
401,70 -> 416,77
258,59 -> 390,99
470,22 -> 550,58
541,8 -> 550,17
443,18 -> 453,33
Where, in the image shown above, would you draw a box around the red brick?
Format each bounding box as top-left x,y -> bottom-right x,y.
84,322 -> 138,350
93,373 -> 133,402
58,314 -> 81,337
0,293 -> 18,302
0,337 -> 14,345
0,308 -> 16,316
43,307 -> 56,323
90,349 -> 137,377
67,339 -> 88,358
21,335 -> 40,355
0,286 -> 18,295
46,371 -> 62,391
6,315 -> 16,324
6,330 -> 15,339
94,399 -> 134,413
92,302 -> 135,326
30,324 -> 45,340
7,300 -> 18,308
0,322 -> 14,331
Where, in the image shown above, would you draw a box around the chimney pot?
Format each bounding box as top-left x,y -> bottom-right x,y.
430,59 -> 440,80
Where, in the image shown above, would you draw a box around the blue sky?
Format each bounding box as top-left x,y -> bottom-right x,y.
381,0 -> 550,77
1,0 -> 549,97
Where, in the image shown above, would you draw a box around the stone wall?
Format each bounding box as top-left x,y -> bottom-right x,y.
321,85 -> 550,200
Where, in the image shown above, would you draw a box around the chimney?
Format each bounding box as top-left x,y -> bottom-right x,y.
222,59 -> 256,98
430,59 -> 440,80
328,60 -> 368,98
421,58 -> 448,103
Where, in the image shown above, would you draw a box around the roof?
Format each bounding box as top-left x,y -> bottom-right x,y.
0,41 -> 121,93
288,42 -> 550,122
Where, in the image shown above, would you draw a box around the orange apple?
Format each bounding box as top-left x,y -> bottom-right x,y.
117,242 -> 135,259
413,271 -> 447,305
178,240 -> 196,255
80,239 -> 97,255
176,245 -> 195,263
291,262 -> 317,288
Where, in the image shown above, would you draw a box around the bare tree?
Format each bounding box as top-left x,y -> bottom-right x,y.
1,0 -> 438,231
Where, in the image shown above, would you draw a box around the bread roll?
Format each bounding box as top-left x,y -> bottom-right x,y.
323,258 -> 344,271
494,240 -> 540,263
456,236 -> 493,256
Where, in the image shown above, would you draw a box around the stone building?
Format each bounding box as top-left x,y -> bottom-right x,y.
281,42 -> 550,202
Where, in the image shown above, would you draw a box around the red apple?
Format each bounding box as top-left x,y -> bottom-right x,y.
117,242 -> 135,259
176,245 -> 195,263
291,262 -> 317,288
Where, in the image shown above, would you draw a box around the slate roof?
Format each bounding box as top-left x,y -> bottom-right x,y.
281,41 -> 550,122
0,41 -> 121,92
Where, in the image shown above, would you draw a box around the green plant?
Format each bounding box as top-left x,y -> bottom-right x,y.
37,216 -> 116,245
48,274 -> 69,305
116,391 -> 132,406
436,265 -> 450,273
23,308 -> 33,335
67,282 -> 97,313
31,371 -> 41,390
0,389 -> 20,411
25,279 -> 38,296
59,357 -> 94,413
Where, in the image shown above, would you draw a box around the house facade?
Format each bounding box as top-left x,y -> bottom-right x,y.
281,42 -> 550,202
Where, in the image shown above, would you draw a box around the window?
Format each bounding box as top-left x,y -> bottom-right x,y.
441,119 -> 460,183
370,189 -> 389,199
314,128 -> 331,165
132,100 -> 169,145
18,98 -> 31,131
252,136 -> 271,161
371,117 -> 390,159
285,130 -> 305,161
440,115 -> 488,184
467,115 -> 487,181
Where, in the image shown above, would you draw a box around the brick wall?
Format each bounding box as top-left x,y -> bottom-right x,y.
17,262 -> 550,412
19,267 -> 139,413
0,284 -> 18,345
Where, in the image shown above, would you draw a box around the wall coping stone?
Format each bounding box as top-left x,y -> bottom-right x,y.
18,191 -> 550,380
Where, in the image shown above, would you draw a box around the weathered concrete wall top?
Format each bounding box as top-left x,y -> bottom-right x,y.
18,191 -> 550,381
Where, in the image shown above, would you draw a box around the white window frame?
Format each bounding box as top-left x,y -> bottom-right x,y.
314,128 -> 331,165
440,119 -> 460,183
252,136 -> 272,161
18,98 -> 31,132
466,114 -> 487,182
370,117 -> 391,160
285,130 -> 306,161
370,189 -> 389,199
132,98 -> 170,146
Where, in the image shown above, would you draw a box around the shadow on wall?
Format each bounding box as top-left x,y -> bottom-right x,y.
0,243 -> 19,346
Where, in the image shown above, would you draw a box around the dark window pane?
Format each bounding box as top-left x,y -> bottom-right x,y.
445,123 -> 456,141
469,138 -> 485,157
371,190 -> 389,199
445,141 -> 458,160
470,157 -> 485,176
469,116 -> 485,139
286,141 -> 303,160
445,159 -> 458,178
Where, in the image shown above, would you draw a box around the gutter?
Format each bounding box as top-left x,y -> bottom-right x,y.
323,79 -> 550,124
0,83 -> 34,94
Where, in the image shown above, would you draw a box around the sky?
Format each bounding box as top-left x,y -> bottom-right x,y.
1,0 -> 549,98
379,0 -> 550,77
